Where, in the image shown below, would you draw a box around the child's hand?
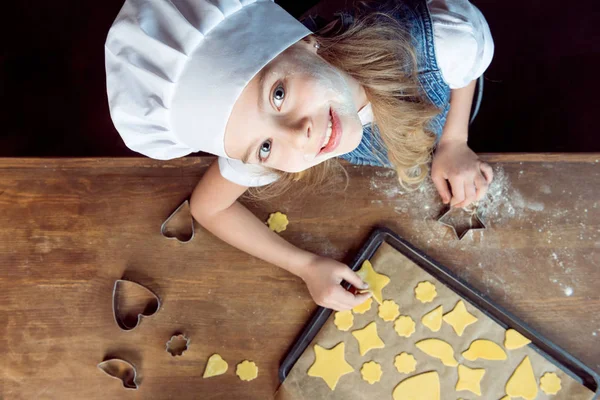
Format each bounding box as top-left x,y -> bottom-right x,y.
299,256 -> 372,311
431,139 -> 493,208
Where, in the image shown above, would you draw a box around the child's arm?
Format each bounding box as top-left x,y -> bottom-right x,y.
190,160 -> 371,311
431,79 -> 494,208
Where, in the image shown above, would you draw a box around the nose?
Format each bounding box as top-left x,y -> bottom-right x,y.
282,116 -> 311,150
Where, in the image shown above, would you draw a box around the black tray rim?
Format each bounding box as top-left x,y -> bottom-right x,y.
278,226 -> 600,398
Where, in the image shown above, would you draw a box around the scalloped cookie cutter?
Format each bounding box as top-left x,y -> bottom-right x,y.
112,279 -> 161,331
97,358 -> 139,390
437,205 -> 486,240
166,333 -> 191,357
161,200 -> 195,243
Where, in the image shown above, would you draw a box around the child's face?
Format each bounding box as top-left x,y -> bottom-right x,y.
223,38 -> 366,173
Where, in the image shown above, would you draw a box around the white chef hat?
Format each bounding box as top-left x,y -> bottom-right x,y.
105,0 -> 311,160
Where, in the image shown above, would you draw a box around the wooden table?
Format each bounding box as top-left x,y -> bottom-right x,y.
1,155 -> 598,399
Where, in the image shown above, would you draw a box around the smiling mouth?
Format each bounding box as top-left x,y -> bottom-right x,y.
318,108 -> 341,155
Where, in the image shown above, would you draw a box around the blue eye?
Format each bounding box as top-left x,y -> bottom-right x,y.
259,139 -> 272,161
273,84 -> 285,108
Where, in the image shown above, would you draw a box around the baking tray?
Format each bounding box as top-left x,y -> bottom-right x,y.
279,227 -> 600,398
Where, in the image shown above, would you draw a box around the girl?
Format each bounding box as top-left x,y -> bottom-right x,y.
106,0 -> 494,311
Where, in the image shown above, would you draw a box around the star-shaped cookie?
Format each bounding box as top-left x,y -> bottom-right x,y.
443,300 -> 478,336
352,321 -> 385,356
356,260 -> 390,304
307,342 -> 354,390
456,364 -> 486,396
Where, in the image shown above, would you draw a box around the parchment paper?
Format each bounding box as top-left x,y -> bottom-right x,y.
277,242 -> 595,400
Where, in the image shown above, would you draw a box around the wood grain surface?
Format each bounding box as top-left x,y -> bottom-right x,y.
0,155 -> 598,399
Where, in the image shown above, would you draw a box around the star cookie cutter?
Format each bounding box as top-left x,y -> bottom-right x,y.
166,333 -> 191,357
112,279 -> 161,331
97,358 -> 139,390
437,204 -> 486,240
161,200 -> 195,243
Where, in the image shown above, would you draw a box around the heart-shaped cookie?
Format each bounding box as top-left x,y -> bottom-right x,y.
203,354 -> 229,378
112,279 -> 161,331
161,200 -> 195,243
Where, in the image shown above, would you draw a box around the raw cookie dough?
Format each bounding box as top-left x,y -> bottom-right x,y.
504,328 -> 531,350
393,315 -> 416,338
392,371 -> 440,400
334,310 -> 354,331
421,305 -> 443,332
378,300 -> 400,322
443,300 -> 478,336
456,364 -> 486,396
415,338 -> 458,367
356,260 -> 390,304
267,212 -> 289,233
360,361 -> 383,384
307,343 -> 354,390
203,354 -> 228,378
540,372 -> 562,395
500,396 -> 510,400
352,321 -> 385,356
414,281 -> 437,303
394,352 -> 417,374
462,339 -> 507,361
236,360 -> 258,382
353,297 -> 373,314
506,356 -> 538,400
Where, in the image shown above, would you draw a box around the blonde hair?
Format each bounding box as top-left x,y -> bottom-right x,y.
247,1 -> 439,200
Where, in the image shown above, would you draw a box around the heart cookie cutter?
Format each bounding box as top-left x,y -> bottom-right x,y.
97,358 -> 139,389
437,204 -> 486,240
112,279 -> 161,331
161,200 -> 195,243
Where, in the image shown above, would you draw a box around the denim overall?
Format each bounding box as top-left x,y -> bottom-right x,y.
301,0 -> 451,167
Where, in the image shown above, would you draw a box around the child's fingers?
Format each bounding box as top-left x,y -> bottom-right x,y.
463,181 -> 477,207
449,177 -> 465,207
432,173 -> 451,204
474,173 -> 489,201
339,266 -> 368,290
479,162 -> 494,183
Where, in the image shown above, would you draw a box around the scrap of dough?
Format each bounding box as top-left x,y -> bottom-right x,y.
394,352 -> 417,374
443,300 -> 478,336
307,343 -> 354,390
267,212 -> 289,233
456,364 -> 486,396
506,356 -> 538,400
352,321 -> 385,356
353,297 -> 373,314
236,360 -> 258,382
421,305 -> 443,332
356,260 -> 390,305
540,372 -> 562,395
416,338 -> 458,367
360,361 -> 383,384
504,328 -> 531,350
462,339 -> 507,361
203,354 -> 228,378
393,371 -> 440,400
334,310 -> 354,331
393,316 -> 416,338
414,281 -> 437,303
378,300 -> 400,322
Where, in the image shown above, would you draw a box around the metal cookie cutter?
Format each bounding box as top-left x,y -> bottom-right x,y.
97,358 -> 139,389
161,200 -> 195,243
166,333 -> 191,357
112,279 -> 161,331
437,204 -> 486,240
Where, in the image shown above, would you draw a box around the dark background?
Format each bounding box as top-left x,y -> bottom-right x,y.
1,0 -> 598,157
